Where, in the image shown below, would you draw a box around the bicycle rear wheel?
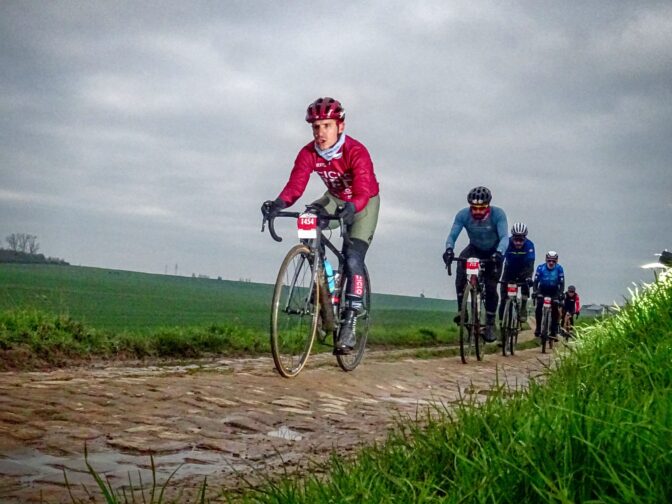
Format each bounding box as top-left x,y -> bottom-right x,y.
270,244 -> 319,377
336,266 -> 371,372
459,286 -> 478,364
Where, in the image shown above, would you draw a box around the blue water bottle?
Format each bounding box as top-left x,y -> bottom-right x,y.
323,259 -> 335,294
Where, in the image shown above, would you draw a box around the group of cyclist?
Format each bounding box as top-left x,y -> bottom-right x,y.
443,186 -> 581,341
261,96 -> 579,355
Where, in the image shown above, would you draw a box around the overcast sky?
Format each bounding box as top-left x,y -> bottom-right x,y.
1,0 -> 671,304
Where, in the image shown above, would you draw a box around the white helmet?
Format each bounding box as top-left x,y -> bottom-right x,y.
511,222 -> 528,237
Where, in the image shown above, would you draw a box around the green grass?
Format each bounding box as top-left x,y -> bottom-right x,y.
0,263 -> 459,364
232,272 -> 672,503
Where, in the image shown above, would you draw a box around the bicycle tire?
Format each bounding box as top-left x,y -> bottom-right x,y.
510,299 -> 519,356
501,299 -> 516,356
540,306 -> 552,354
475,291 -> 484,361
270,244 -> 319,377
336,265 -> 371,372
459,284 -> 474,364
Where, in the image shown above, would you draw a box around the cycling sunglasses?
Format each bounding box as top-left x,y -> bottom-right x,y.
512,236 -> 525,243
470,204 -> 489,211
546,259 -> 557,264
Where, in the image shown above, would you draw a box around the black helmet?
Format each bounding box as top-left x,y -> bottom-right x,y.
467,186 -> 492,205
568,285 -> 576,292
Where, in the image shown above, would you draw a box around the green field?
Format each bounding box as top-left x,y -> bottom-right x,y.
0,263 -> 459,362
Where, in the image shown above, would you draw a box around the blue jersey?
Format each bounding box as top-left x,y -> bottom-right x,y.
445,206 -> 508,255
504,238 -> 535,276
534,263 -> 565,295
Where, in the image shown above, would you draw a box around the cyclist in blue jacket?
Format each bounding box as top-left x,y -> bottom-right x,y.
532,251 -> 565,339
442,186 -> 508,342
498,222 -> 535,324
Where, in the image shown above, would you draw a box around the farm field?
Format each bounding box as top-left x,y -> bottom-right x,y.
0,263 -> 458,345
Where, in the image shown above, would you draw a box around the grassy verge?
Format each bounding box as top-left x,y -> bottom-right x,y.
233,273 -> 672,503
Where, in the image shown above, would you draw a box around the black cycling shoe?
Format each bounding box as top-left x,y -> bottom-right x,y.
453,313 -> 468,325
335,309 -> 357,353
483,324 -> 497,343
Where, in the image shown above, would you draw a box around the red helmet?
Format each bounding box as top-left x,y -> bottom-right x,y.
305,97 -> 345,123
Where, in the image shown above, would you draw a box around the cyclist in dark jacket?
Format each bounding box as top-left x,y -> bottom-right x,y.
533,251 -> 565,338
498,222 -> 535,324
560,285 -> 581,329
442,186 -> 507,342
261,97 -> 380,354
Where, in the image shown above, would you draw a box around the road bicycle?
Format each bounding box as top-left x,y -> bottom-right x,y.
499,280 -> 528,356
261,204 -> 370,377
447,256 -> 497,364
559,310 -> 575,342
537,295 -> 558,354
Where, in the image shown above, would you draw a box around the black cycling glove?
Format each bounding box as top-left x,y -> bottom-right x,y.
261,198 -> 286,219
337,202 -> 356,226
442,248 -> 454,266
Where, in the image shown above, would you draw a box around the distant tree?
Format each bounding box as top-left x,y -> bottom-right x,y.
5,233 -> 39,254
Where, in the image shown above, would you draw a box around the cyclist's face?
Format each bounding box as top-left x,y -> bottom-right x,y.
312,119 -> 344,150
512,236 -> 525,249
470,204 -> 490,220
546,259 -> 557,269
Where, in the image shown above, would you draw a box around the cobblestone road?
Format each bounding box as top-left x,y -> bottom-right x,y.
0,337 -> 553,503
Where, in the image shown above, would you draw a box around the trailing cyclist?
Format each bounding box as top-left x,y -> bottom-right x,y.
532,251 -> 565,340
560,285 -> 581,328
498,222 -> 535,325
442,186 -> 508,342
261,97 -> 380,354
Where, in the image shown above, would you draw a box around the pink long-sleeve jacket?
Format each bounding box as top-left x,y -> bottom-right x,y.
278,135 -> 379,213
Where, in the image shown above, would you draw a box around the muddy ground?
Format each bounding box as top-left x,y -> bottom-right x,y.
0,332 -> 554,503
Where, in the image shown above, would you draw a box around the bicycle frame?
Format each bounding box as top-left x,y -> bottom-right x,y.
499,280 -> 526,356
539,296 -> 556,353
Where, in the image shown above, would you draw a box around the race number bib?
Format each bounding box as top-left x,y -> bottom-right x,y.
507,284 -> 517,298
543,297 -> 552,307
466,258 -> 480,276
297,213 -> 318,239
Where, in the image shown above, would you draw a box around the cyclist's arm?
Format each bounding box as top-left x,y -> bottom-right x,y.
532,265 -> 541,292
277,147 -> 314,207
525,239 -> 536,267
445,210 -> 467,250
348,143 -> 377,212
493,208 -> 509,254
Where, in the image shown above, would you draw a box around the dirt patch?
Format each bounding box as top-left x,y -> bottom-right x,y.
0,332 -> 554,503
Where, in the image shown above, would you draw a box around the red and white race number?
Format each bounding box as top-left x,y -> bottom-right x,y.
507,284 -> 517,298
297,213 -> 317,239
466,258 -> 480,276
543,296 -> 552,307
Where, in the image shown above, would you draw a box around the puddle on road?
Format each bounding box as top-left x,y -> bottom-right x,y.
267,425 -> 303,441
0,445 -> 253,488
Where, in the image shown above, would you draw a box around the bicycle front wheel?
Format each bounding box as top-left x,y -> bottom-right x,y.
336,266 -> 371,372
270,244 -> 320,378
459,286 -> 478,364
541,307 -> 552,354
501,299 -> 515,356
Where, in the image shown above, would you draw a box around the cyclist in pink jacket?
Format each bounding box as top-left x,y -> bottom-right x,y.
261,97 -> 380,354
